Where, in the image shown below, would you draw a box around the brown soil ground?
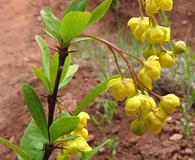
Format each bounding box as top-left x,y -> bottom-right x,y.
0,0 -> 195,160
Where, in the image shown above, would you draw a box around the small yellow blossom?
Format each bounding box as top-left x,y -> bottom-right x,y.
155,0 -> 173,11
145,0 -> 160,16
159,51 -> 175,68
107,77 -> 136,101
174,40 -> 187,54
160,94 -> 180,113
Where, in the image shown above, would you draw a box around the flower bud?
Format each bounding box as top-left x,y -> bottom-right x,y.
107,77 -> 136,101
130,119 -> 146,136
66,141 -> 78,154
139,94 -> 157,115
154,107 -> 167,122
142,26 -> 170,44
75,112 -> 90,131
173,40 -> 187,54
77,139 -> 92,153
143,45 -> 159,59
138,68 -> 153,90
128,17 -> 149,41
144,111 -> 164,134
144,56 -> 161,80
159,51 -> 175,68
125,96 -> 141,117
160,94 -> 180,113
155,0 -> 173,11
71,128 -> 89,139
145,0 -> 160,16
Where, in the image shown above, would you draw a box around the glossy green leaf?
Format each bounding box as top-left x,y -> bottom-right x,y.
60,54 -> 71,83
60,11 -> 91,46
40,8 -> 62,41
19,121 -> 48,160
50,53 -> 59,92
49,116 -> 79,143
35,35 -> 50,78
0,137 -> 29,160
88,0 -> 112,25
72,75 -> 119,115
80,139 -> 111,160
59,64 -> 79,89
65,0 -> 89,14
32,67 -> 52,94
22,84 -> 48,139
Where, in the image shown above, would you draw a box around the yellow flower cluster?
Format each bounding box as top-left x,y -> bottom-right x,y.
107,0 -> 186,136
145,0 -> 173,16
56,112 -> 92,159
107,78 -> 180,135
127,0 -> 187,90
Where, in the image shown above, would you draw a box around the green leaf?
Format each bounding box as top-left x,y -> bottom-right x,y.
35,35 -> 50,78
56,135 -> 80,142
71,37 -> 92,44
22,84 -> 48,139
88,0 -> 112,25
49,116 -> 79,143
60,11 -> 91,46
72,75 -> 119,116
40,8 -> 62,41
32,67 -> 52,94
65,0 -> 89,14
60,54 -> 71,83
19,121 -> 48,160
0,137 -> 29,160
59,64 -> 79,89
80,139 -> 111,160
50,53 -> 59,92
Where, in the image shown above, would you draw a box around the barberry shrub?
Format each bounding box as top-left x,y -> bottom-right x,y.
0,0 -> 186,160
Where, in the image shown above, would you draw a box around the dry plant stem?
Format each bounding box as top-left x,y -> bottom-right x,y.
43,46 -> 69,160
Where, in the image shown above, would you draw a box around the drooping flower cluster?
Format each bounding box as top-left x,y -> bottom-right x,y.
107,77 -> 180,135
107,0 -> 186,136
56,112 -> 92,159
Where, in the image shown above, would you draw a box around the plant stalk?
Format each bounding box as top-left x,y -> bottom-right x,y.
43,46 -> 68,160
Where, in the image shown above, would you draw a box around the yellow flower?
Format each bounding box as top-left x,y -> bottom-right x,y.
125,94 -> 156,117
174,40 -> 187,54
139,94 -> 156,115
155,0 -> 173,11
145,0 -> 160,16
159,51 -> 175,68
160,94 -> 180,113
128,17 -> 149,41
107,77 -> 136,101
154,107 -> 167,122
75,112 -> 90,131
138,68 -> 153,90
142,26 -> 170,43
143,45 -> 159,59
144,111 -> 164,134
71,128 -> 89,139
65,137 -> 92,155
76,139 -> 92,153
130,119 -> 146,136
144,55 -> 161,80
78,112 -> 90,126
125,96 -> 141,117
